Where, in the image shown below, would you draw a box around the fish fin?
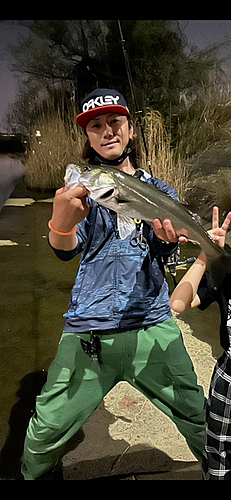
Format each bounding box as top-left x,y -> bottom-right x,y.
117,214 -> 136,240
187,210 -> 202,224
209,251 -> 231,288
64,165 -> 81,190
188,238 -> 200,246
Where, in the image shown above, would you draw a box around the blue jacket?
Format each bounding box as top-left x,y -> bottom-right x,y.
51,171 -> 179,333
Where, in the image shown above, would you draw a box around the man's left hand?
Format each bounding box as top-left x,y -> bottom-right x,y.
151,218 -> 188,244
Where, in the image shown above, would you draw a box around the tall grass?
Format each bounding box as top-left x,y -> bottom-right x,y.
25,104 -> 85,190
175,83 -> 231,216
188,168 -> 231,217
24,83 -> 231,221
138,109 -> 189,201
177,82 -> 231,160
25,105 -> 190,200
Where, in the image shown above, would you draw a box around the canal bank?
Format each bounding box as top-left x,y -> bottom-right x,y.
0,182 -> 222,480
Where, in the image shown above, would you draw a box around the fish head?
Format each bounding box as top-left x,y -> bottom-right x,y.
64,163 -> 130,211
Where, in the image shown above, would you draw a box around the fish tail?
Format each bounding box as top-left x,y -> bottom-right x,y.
209,251 -> 231,288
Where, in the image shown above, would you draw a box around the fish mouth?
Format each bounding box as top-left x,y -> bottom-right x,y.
90,186 -> 117,203
98,188 -> 129,205
98,188 -> 115,200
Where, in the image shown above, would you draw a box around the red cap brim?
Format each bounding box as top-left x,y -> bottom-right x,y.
76,105 -> 130,128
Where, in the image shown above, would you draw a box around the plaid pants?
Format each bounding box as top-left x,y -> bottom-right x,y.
202,351 -> 231,480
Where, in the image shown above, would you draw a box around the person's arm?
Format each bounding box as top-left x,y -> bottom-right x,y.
48,185 -> 89,251
169,207 -> 231,314
169,251 -> 207,313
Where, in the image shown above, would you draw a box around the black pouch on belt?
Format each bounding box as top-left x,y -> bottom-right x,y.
80,333 -> 102,361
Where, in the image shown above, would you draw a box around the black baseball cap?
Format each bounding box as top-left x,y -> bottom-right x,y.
76,88 -> 130,128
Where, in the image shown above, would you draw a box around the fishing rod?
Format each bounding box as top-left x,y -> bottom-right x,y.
166,249 -> 196,288
117,21 -> 198,289
117,20 -> 154,177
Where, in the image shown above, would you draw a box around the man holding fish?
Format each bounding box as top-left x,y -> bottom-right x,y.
22,88 -> 220,480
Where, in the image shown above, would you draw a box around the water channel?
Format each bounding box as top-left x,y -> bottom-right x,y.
0,183 -> 222,479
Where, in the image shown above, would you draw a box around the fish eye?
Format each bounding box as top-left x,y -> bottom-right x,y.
83,166 -> 91,173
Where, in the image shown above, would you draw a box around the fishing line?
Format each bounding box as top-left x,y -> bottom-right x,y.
117,20 -> 153,177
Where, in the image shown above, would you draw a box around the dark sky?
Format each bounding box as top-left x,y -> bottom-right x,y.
179,20 -> 231,50
0,22 -> 29,127
179,20 -> 231,78
1,20 -> 231,129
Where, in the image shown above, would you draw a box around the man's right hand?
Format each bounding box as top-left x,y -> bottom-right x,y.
51,185 -> 90,234
49,185 -> 89,251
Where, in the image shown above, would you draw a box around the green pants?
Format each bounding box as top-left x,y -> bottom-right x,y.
21,318 -> 206,480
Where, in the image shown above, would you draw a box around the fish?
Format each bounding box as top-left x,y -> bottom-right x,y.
64,163 -> 231,282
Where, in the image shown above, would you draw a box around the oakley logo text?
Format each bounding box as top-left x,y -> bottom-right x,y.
83,95 -> 120,112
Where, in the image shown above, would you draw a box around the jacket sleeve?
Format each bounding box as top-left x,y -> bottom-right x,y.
48,238 -> 79,262
148,228 -> 178,259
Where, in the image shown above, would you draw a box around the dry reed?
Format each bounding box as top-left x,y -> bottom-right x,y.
25,105 -> 189,200
177,84 -> 231,160
192,168 -> 231,216
25,106 -> 85,190
138,109 -> 189,201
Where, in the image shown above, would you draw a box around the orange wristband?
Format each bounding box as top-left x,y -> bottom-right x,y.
48,220 -> 77,236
